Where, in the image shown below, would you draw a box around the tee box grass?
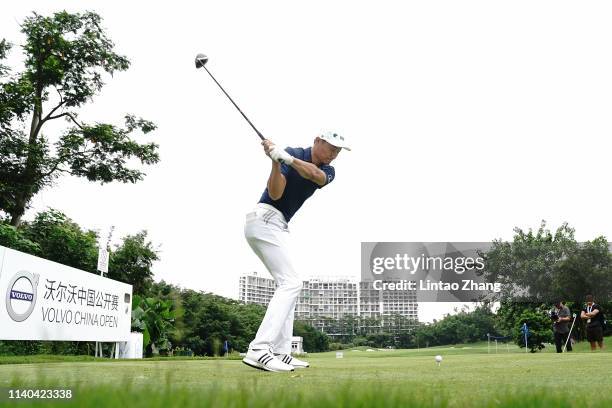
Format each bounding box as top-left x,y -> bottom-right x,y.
1,341 -> 610,407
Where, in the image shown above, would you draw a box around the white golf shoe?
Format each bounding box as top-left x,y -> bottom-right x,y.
242,349 -> 294,372
275,353 -> 309,368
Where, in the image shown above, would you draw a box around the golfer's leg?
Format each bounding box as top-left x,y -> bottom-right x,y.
245,227 -> 301,351
274,295 -> 298,354
249,248 -> 301,351
566,334 -> 572,351
268,233 -> 300,354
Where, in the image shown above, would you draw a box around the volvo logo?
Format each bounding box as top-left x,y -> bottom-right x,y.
6,271 -> 39,322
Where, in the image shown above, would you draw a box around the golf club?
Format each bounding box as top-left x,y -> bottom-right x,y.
563,313 -> 577,352
195,53 -> 265,140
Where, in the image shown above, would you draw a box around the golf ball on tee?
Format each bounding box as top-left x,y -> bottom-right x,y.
435,355 -> 442,363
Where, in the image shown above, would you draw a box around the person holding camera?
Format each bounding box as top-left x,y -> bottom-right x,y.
552,301 -> 573,353
581,294 -> 605,351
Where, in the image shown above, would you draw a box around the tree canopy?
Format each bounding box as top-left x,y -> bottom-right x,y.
481,221 -> 612,303
0,11 -> 159,226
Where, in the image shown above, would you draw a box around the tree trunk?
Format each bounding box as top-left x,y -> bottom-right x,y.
10,87 -> 44,227
9,213 -> 22,227
9,193 -> 28,227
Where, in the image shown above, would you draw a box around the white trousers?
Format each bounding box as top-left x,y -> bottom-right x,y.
244,203 -> 301,355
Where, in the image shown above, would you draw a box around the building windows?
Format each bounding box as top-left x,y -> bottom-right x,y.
239,274 -> 418,334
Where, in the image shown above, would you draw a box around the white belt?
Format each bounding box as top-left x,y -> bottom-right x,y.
256,203 -> 285,220
246,203 -> 289,230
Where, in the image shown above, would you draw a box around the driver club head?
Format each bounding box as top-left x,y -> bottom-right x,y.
195,54 -> 208,68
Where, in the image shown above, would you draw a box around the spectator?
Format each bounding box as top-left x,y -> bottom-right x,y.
581,295 -> 604,351
552,301 -> 572,353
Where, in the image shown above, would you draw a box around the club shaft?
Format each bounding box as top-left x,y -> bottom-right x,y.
203,66 -> 265,140
563,315 -> 576,352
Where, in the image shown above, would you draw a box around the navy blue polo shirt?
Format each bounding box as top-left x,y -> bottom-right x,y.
259,146 -> 335,222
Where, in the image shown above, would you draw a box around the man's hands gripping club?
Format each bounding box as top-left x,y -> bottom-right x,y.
261,140 -> 328,190
263,140 -> 294,165
262,140 -> 288,200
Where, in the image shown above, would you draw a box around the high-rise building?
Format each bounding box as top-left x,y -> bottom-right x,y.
299,278 -> 359,335
238,273 -> 418,336
366,280 -> 418,333
238,272 -> 277,307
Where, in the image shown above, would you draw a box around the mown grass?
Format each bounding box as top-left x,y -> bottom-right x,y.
0,354 -> 242,365
0,382 -> 600,408
0,341 -> 610,407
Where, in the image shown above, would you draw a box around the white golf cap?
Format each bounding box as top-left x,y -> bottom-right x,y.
319,131 -> 351,151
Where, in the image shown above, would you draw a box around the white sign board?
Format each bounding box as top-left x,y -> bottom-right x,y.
97,248 -> 109,274
0,245 -> 132,341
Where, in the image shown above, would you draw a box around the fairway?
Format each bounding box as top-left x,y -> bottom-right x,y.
1,343 -> 610,407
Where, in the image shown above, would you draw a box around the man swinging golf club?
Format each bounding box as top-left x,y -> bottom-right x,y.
194,54 -> 350,371
242,131 -> 350,372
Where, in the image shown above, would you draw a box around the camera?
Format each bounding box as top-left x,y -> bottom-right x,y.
550,310 -> 559,322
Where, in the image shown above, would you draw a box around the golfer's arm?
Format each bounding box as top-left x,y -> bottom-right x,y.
581,311 -> 588,319
589,310 -> 599,317
267,162 -> 286,200
290,159 -> 326,186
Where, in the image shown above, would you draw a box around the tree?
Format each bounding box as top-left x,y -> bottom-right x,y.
404,305 -> 497,348
146,281 -> 186,346
2,209 -> 160,292
359,316 -> 383,335
22,208 -> 98,272
337,314 -> 358,342
496,302 -> 552,352
0,222 -> 40,255
481,221 -> 580,302
294,321 -> 330,352
177,290 -> 266,356
365,333 -> 395,348
554,237 -> 612,305
108,231 -> 158,295
226,301 -> 266,353
0,11 -> 159,226
131,294 -> 176,356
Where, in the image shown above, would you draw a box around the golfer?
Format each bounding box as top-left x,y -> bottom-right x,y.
242,132 -> 350,372
581,294 -> 605,351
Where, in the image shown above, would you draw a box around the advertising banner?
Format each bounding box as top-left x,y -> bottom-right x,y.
0,246 -> 132,341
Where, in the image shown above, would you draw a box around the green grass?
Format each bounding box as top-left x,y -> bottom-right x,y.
0,342 -> 610,407
0,354 -> 242,365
